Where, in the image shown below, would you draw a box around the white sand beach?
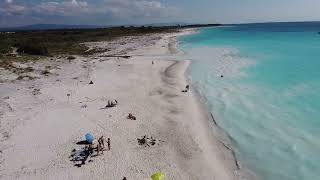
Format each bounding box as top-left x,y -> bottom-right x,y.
0,29 -> 251,180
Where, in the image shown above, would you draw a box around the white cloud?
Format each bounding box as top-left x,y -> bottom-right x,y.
35,0 -> 90,15
1,2 -> 27,15
2,0 -> 179,17
0,0 -> 180,26
102,0 -> 179,19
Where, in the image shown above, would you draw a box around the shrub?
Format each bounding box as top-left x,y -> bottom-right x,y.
67,56 -> 76,60
16,43 -> 49,56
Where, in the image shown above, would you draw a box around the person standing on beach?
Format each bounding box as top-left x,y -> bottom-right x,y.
107,138 -> 111,150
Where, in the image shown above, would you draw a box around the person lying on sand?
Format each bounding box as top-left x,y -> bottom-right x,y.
128,113 -> 136,120
105,100 -> 118,108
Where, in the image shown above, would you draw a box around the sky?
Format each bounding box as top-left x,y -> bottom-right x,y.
1,0 -> 320,27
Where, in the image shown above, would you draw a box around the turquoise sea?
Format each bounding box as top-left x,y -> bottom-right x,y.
179,22 -> 320,180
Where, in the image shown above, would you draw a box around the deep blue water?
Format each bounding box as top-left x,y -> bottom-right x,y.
179,22 -> 320,180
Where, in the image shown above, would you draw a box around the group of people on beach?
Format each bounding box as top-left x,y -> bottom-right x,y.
85,100 -> 138,156
182,85 -> 190,93
88,136 -> 111,155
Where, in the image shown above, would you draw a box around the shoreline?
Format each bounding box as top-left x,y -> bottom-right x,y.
0,29 -> 253,179
175,29 -> 257,180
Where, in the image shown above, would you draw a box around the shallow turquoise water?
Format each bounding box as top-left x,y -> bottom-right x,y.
179,22 -> 320,180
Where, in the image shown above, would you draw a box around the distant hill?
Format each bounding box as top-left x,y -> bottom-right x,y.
0,24 -> 106,32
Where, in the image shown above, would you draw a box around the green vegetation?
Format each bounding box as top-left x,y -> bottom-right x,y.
0,26 -> 183,77
0,24 -> 221,74
0,26 -> 177,57
16,42 -> 49,56
0,55 -> 40,73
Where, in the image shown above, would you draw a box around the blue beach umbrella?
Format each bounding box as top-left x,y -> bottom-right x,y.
85,133 -> 95,144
